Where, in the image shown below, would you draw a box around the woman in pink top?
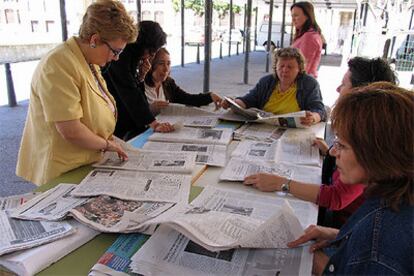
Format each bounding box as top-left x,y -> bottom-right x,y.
291,1 -> 323,78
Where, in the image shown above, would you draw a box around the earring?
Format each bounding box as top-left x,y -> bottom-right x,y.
90,44 -> 96,48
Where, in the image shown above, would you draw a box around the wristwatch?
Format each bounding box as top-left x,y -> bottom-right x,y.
281,179 -> 291,193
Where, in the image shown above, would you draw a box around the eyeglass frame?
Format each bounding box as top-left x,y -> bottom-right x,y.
102,41 -> 124,57
332,137 -> 349,152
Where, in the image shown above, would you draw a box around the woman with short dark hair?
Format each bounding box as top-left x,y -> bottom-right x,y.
288,83 -> 413,275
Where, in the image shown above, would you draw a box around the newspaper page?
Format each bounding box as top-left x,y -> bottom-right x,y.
257,111 -> 307,128
220,157 -> 293,181
0,220 -> 99,276
234,123 -> 286,142
0,210 -> 74,256
148,127 -> 233,145
140,186 -> 309,251
231,140 -> 278,161
89,233 -> 149,276
72,169 -> 191,204
70,195 -> 173,233
130,226 -> 313,276
0,192 -> 39,211
94,149 -> 197,174
157,103 -> 220,128
143,141 -> 227,167
11,184 -> 88,221
277,133 -> 321,167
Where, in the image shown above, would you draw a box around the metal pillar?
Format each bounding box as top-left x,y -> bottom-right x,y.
280,0 -> 287,48
362,2 -> 368,27
59,0 -> 68,41
228,0 -> 233,56
254,6 -> 258,52
181,0 -> 185,67
136,0 -> 142,22
243,0 -> 252,84
265,0 -> 274,72
203,0 -> 212,93
350,9 -> 357,54
243,4 -> 247,53
5,63 -> 17,107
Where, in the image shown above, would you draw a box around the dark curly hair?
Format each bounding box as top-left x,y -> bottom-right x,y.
348,57 -> 397,87
134,20 -> 167,58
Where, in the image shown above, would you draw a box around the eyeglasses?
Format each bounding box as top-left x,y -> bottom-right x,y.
103,41 -> 123,57
332,137 -> 348,152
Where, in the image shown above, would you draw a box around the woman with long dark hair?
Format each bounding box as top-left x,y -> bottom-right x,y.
291,1 -> 323,78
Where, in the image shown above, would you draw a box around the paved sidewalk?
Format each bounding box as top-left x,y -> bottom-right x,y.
0,50 -> 343,197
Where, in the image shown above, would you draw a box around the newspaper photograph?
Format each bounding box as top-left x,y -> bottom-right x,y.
72,169 -> 191,204
89,233 -> 149,276
94,149 -> 197,174
231,140 -> 278,161
156,103 -> 220,128
130,226 -> 313,276
0,220 -> 99,276
220,157 -> 293,182
143,141 -> 227,167
11,184 -> 88,221
0,192 -> 39,211
70,195 -> 174,233
0,210 -> 74,256
234,123 -> 286,142
149,127 -> 233,145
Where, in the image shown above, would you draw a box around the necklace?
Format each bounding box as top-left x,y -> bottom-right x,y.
89,64 -> 117,119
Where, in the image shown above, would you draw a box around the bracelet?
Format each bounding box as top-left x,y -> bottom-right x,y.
101,139 -> 109,153
281,178 -> 291,194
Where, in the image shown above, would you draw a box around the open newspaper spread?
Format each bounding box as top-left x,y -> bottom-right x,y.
94,149 -> 197,174
138,186 -> 306,252
11,184 -> 88,221
156,103 -> 220,128
148,127 -> 233,145
220,97 -> 307,128
71,169 -> 191,204
70,195 -> 174,233
143,141 -> 227,167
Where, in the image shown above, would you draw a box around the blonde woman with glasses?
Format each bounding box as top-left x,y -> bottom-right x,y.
16,0 -> 137,186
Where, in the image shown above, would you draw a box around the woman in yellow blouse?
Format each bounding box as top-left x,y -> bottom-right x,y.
16,0 -> 137,186
223,47 -> 326,125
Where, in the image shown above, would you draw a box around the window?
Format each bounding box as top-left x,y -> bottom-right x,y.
45,20 -> 54,32
142,0 -> 151,3
31,20 -> 39,32
5,9 -> 15,24
154,11 -> 163,25
154,0 -> 164,3
142,10 -> 151,20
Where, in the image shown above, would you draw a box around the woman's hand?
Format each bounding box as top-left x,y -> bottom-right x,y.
287,224 -> 339,252
243,173 -> 287,192
313,138 -> 329,156
106,139 -> 128,160
300,111 -> 321,126
150,120 -> 175,133
209,92 -> 223,110
137,57 -> 152,82
222,98 -> 246,110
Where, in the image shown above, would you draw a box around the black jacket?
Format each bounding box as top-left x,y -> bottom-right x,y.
102,43 -> 154,140
161,77 -> 212,106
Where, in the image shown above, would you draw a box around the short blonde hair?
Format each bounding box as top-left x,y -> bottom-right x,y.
272,47 -> 306,80
79,0 -> 137,43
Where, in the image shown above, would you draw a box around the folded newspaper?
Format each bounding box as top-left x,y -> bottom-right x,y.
148,127 -> 233,145
221,97 -> 307,128
94,149 -> 197,174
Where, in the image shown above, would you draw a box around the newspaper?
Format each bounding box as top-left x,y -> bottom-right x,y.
220,97 -> 307,128
220,157 -> 321,184
94,149 -> 197,174
72,169 -> 191,203
70,195 -> 174,233
148,127 -> 233,145
89,233 -> 149,276
140,187 -> 304,251
0,192 -> 39,211
0,220 -> 99,276
130,226 -> 313,276
143,141 -> 227,167
234,123 -> 287,142
220,157 -> 293,181
0,210 -> 74,256
231,140 -> 278,161
157,103 -> 220,128
11,184 -> 88,221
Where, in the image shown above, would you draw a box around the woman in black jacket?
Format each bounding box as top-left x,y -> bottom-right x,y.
144,48 -> 223,115
103,21 -> 174,141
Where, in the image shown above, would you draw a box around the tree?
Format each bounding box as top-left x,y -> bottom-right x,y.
172,0 -> 242,18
